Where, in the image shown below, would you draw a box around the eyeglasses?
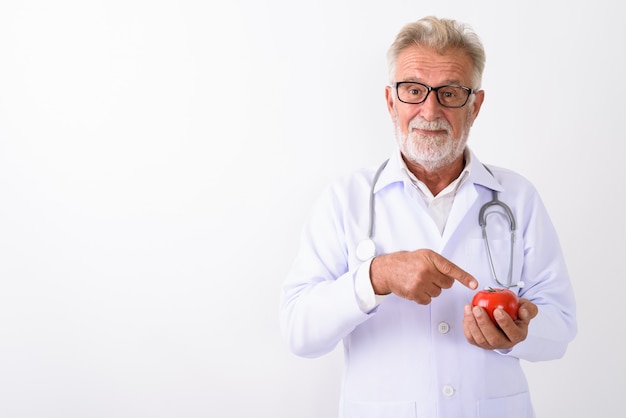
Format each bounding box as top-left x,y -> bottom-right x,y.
393,81 -> 474,108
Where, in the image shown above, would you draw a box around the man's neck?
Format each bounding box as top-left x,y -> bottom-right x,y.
403,155 -> 466,196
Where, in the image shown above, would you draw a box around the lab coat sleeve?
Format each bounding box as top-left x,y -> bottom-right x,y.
280,182 -> 372,358
506,187 -> 577,362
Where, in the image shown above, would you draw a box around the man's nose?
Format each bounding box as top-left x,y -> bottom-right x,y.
419,91 -> 444,121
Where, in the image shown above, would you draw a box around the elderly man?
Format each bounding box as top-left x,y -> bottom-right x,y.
280,16 -> 576,418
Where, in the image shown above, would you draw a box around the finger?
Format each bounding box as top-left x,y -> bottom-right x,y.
463,304 -> 479,344
517,299 -> 538,321
463,305 -> 491,348
422,281 -> 443,299
471,306 -> 496,346
494,308 -> 525,345
493,308 -> 517,335
414,294 -> 432,305
430,253 -> 478,290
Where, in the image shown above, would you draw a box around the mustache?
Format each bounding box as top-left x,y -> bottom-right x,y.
408,117 -> 451,132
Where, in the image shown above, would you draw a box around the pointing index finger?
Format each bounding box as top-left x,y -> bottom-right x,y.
454,269 -> 478,290
432,253 -> 478,290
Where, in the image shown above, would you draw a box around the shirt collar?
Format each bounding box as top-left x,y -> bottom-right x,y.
373,147 -> 504,194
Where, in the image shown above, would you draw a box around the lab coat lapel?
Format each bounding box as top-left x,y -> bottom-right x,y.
440,181 -> 478,248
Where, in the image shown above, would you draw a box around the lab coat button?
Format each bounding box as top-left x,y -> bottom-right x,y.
442,385 -> 455,397
438,322 -> 450,334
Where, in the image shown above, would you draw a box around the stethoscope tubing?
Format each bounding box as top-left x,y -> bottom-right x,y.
358,159 -> 523,289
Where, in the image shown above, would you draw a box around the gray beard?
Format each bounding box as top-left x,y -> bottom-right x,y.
394,112 -> 472,172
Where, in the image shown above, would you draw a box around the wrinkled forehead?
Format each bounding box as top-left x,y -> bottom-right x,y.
395,45 -> 474,85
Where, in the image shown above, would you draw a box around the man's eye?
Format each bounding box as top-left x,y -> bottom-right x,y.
406,85 -> 426,95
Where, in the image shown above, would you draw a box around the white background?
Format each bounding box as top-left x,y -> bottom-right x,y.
0,1 -> 623,417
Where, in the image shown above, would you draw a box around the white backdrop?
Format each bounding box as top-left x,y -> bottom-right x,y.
1,1 -> 624,417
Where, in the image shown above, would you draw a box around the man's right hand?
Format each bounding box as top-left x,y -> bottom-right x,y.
370,249 -> 478,304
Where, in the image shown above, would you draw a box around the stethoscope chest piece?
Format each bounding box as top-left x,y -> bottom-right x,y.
356,239 -> 376,261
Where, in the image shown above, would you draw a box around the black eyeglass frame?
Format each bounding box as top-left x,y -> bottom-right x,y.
393,81 -> 475,108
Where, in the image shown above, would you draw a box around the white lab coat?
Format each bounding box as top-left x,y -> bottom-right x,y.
280,148 -> 577,418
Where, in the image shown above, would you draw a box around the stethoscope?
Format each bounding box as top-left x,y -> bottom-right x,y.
355,159 -> 524,289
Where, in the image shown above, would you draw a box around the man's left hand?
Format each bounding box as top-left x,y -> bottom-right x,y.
462,298 -> 538,350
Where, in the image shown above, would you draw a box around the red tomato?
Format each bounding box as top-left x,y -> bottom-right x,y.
471,287 -> 519,324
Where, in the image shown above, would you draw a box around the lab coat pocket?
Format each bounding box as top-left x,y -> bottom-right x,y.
343,400 -> 417,418
477,391 -> 533,418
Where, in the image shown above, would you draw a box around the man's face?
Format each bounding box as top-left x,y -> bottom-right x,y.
385,45 -> 485,172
